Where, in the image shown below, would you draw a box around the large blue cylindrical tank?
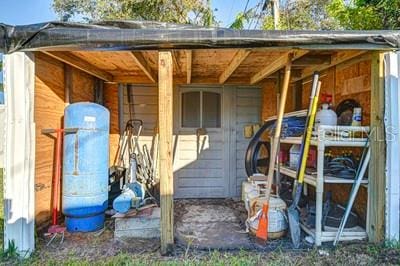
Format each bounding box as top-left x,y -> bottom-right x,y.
63,102 -> 110,232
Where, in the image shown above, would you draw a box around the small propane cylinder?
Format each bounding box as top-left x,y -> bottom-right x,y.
248,196 -> 288,239
315,103 -> 337,129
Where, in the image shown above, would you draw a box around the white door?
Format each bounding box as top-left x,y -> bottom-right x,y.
173,87 -> 231,198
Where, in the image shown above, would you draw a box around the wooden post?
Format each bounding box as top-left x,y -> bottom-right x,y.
158,51 -> 174,254
368,51 -> 385,242
64,64 -> 72,105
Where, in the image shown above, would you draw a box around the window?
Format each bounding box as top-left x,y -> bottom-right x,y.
181,90 -> 221,128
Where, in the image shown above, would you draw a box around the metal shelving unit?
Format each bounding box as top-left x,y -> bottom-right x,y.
274,125 -> 370,246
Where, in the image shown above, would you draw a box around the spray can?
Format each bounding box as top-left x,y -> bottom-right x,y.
351,107 -> 362,126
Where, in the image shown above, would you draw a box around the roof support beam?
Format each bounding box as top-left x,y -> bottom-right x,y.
129,52 -> 157,83
43,51 -> 113,81
250,50 -> 308,84
172,51 -> 182,75
219,49 -> 251,84
292,50 -> 367,83
292,54 -> 331,66
186,50 -> 192,84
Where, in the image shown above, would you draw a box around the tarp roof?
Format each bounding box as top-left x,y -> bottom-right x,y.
1,20 -> 400,53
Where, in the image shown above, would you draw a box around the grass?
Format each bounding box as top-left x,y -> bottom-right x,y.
1,244 -> 396,265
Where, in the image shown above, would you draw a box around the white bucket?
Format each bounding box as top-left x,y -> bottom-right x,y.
248,196 -> 288,239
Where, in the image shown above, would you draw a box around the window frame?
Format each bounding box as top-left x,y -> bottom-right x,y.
179,87 -> 223,131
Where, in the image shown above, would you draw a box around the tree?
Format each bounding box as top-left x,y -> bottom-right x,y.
52,0 -> 216,26
264,0 -> 340,30
328,0 -> 400,30
230,0 -> 339,30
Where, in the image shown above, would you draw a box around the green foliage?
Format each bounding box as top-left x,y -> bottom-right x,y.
229,12 -> 249,30
259,0 -> 332,30
52,0 -> 217,26
1,240 -> 19,260
263,0 -> 340,30
327,0 -> 400,30
327,0 -> 383,30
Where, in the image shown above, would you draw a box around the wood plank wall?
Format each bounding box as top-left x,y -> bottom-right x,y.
35,53 -> 65,224
103,83 -> 120,165
261,55 -> 371,223
34,52 -> 95,225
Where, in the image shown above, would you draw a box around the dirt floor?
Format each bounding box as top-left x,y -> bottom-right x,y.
1,198 -> 400,265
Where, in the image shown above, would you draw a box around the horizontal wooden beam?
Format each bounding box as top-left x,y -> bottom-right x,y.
292,50 -> 368,83
186,50 -> 192,84
129,52 -> 157,83
172,51 -> 182,75
43,51 -> 113,81
219,49 -> 251,84
292,54 -> 331,66
250,50 -> 308,84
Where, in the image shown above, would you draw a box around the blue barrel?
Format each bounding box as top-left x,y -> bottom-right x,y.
63,102 -> 110,232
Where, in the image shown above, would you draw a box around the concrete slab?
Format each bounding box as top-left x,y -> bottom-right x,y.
114,208 -> 160,239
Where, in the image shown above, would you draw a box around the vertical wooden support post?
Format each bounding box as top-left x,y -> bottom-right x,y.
368,51 -> 386,242
118,83 -> 125,134
64,64 -> 72,106
4,52 -> 36,256
158,51 -> 174,254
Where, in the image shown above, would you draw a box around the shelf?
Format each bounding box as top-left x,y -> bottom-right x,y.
300,223 -> 367,242
275,165 -> 369,187
279,136 -> 369,147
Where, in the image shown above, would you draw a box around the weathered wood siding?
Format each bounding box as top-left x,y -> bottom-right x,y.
233,87 -> 262,196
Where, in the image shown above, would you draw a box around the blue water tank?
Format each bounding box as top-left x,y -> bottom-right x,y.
63,102 -> 110,232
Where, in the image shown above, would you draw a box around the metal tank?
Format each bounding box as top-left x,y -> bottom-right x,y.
63,102 -> 110,232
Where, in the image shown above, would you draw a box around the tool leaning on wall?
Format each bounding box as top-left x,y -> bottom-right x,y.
112,119 -> 159,214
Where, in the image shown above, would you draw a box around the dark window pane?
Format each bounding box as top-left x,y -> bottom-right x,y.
202,92 -> 221,128
182,91 -> 200,127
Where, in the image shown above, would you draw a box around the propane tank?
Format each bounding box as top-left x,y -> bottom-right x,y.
315,103 -> 337,129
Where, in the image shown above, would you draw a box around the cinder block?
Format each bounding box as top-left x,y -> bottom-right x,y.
114,208 -> 160,238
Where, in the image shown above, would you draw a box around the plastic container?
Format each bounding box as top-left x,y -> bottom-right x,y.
113,182 -> 145,213
315,103 -> 337,129
289,144 -> 301,169
249,196 -> 288,239
63,102 -> 110,232
351,107 -> 362,126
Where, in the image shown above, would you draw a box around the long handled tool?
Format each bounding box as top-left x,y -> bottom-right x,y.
288,73 -> 321,248
256,53 -> 293,243
333,141 -> 370,246
42,128 -> 78,245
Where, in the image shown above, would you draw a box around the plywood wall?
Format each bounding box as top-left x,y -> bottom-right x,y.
103,83 -> 120,165
34,53 -> 65,224
71,68 -> 95,103
34,53 -> 95,225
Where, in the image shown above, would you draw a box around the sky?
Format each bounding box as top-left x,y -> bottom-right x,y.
0,0 -> 261,27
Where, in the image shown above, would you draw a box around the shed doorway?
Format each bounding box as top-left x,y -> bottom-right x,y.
173,86 -> 261,198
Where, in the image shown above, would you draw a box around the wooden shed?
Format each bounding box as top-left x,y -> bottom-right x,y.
1,21 -> 400,255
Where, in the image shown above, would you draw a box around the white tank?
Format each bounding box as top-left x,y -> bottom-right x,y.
315,103 -> 337,129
